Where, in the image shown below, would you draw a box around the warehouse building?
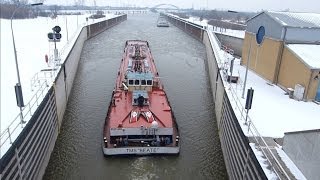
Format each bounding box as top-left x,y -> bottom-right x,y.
242,11 -> 320,101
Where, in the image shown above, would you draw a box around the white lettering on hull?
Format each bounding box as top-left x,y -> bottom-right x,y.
103,147 -> 179,155
126,147 -> 158,153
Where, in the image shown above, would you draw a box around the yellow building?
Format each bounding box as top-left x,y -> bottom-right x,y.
242,11 -> 320,101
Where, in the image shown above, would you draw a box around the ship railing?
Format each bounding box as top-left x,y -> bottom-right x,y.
0,80 -> 50,156
207,30 -> 291,179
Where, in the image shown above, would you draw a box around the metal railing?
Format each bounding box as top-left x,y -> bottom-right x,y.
208,30 -> 291,180
30,70 -> 55,91
1,15 -> 125,158
1,80 -> 50,154
226,82 -> 290,179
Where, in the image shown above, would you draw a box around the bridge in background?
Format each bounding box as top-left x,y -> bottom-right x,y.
149,4 -> 180,13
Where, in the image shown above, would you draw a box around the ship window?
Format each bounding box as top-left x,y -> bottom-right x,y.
141,80 -> 146,85
135,79 -> 140,85
129,80 -> 134,85
147,80 -> 152,85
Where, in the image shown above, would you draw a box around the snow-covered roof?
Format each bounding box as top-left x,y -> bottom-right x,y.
248,11 -> 320,28
287,44 -> 320,69
268,11 -> 320,28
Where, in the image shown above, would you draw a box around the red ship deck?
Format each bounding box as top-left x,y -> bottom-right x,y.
108,89 -> 173,128
103,40 -> 179,155
105,40 -> 174,129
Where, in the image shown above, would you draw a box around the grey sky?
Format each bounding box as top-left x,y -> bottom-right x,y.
42,0 -> 320,13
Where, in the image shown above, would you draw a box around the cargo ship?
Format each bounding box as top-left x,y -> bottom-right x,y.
157,17 -> 169,27
103,40 -> 180,155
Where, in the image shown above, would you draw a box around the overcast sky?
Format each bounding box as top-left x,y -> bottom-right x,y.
41,0 -> 320,13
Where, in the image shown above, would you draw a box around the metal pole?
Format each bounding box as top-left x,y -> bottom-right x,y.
65,16 -> 69,41
242,35 -> 253,98
10,3 -> 43,124
11,6 -> 25,124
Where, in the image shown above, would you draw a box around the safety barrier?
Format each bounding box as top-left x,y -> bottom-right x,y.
164,13 -> 204,41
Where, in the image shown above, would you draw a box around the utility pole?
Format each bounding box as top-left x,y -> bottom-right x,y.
11,3 -> 43,125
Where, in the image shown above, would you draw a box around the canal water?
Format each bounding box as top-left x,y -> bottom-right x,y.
44,13 -> 227,180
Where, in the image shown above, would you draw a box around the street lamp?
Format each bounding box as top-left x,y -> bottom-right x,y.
10,2 -> 43,124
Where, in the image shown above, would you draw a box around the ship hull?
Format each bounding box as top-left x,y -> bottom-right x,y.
102,40 -> 180,156
103,146 -> 179,156
157,24 -> 169,27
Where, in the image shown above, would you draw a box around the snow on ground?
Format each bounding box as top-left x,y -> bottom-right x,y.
225,57 -> 320,137
275,147 -> 307,180
184,16 -> 245,39
1,14 -> 87,132
202,16 -> 317,179
202,22 -> 320,138
212,27 -> 245,39
170,14 -> 317,179
0,12 -> 116,156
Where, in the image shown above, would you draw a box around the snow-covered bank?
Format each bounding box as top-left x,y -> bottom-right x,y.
0,13 -> 116,132
1,13 -> 117,156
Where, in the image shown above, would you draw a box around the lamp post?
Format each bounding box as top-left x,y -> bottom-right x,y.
11,2 -> 43,124
242,35 -> 252,98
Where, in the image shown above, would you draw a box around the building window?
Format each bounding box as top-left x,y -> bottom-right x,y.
141,80 -> 146,85
135,79 -> 140,85
128,80 -> 134,85
256,26 -> 265,45
147,80 -> 152,85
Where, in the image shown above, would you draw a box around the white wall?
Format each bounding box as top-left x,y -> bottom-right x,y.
283,129 -> 320,180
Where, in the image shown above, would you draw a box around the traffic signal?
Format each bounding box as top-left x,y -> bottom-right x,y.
55,33 -> 62,40
48,26 -> 62,41
52,26 -> 61,33
48,32 -> 54,39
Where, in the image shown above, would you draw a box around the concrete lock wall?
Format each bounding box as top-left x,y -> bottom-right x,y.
54,27 -> 88,126
202,32 -> 224,125
283,129 -> 320,180
0,15 -> 127,180
215,33 -> 243,57
0,88 -> 58,180
165,14 -> 204,41
203,31 -> 267,180
165,14 -> 267,180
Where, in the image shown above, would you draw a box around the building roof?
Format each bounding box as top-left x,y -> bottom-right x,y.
248,11 -> 320,28
268,12 -> 320,28
287,44 -> 320,69
284,129 -> 320,135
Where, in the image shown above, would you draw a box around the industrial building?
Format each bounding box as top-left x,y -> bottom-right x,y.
242,11 -> 320,101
